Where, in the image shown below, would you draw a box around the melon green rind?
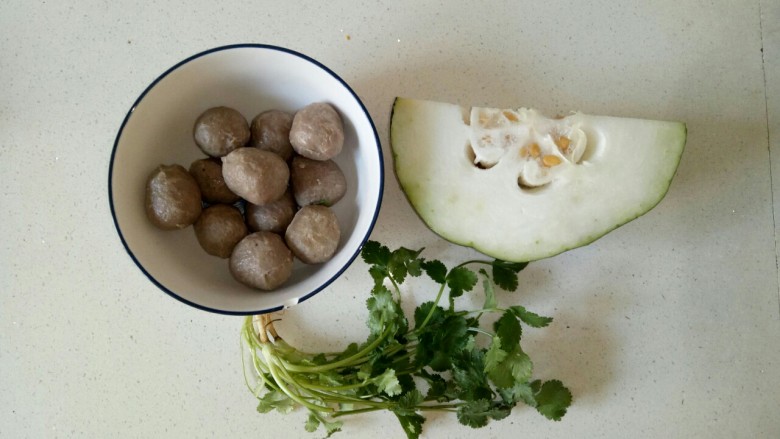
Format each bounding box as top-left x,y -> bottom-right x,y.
389,97 -> 686,262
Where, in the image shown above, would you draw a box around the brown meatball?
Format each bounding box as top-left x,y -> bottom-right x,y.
221,148 -> 289,206
230,232 -> 294,290
246,190 -> 297,234
189,158 -> 240,204
290,156 -> 347,207
289,103 -> 344,161
193,107 -> 250,157
250,110 -> 294,161
285,205 -> 341,264
145,164 -> 202,230
193,204 -> 248,258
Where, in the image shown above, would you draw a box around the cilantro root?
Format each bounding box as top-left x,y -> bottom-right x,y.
242,241 -> 571,438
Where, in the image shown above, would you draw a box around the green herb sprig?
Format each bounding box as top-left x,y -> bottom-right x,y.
242,241 -> 571,438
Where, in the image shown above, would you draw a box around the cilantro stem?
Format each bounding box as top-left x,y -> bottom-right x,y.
251,354 -> 279,393
414,282 -> 447,333
417,405 -> 460,411
279,324 -> 394,373
241,325 -> 282,395
263,344 -> 334,413
455,260 -> 493,269
456,308 -> 505,316
294,379 -> 370,393
243,242 -> 572,436
467,327 -> 494,337
389,350 -> 415,367
388,276 -> 402,300
331,406 -> 383,417
240,334 -> 255,394
414,259 -> 493,333
332,403 -> 460,418
306,390 -> 390,408
278,374 -> 390,408
279,355 -> 370,373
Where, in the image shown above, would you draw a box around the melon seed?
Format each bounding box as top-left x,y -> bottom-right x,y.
529,143 -> 541,158
555,136 -> 571,153
542,155 -> 562,167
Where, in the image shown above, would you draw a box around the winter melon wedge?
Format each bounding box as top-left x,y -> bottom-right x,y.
389,98 -> 686,262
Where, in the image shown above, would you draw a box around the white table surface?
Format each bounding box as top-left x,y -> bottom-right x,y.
2,1 -> 779,438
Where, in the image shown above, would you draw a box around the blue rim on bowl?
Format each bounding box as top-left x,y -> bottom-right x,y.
109,44 -> 384,315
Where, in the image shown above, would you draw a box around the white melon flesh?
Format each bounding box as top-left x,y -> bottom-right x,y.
390,98 -> 686,262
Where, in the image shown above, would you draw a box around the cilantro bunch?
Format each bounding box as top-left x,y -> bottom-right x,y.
242,241 -> 571,438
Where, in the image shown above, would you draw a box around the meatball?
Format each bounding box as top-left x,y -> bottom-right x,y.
193,204 -> 248,258
193,106 -> 250,157
289,103 -> 344,161
250,110 -> 294,161
189,158 -> 240,204
290,156 -> 347,207
221,148 -> 289,206
285,205 -> 341,264
145,164 -> 202,230
246,190 -> 297,234
230,232 -> 294,290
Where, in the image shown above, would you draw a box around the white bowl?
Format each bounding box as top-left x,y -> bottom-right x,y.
109,44 -> 383,315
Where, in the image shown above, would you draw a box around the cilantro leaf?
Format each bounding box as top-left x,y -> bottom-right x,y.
494,310 -> 522,349
456,399 -> 510,428
395,389 -> 424,414
366,287 -> 400,334
413,302 -> 444,330
534,380 -> 572,421
484,336 -> 508,373
487,347 -> 533,389
255,395 -> 276,414
479,269 -> 497,310
491,260 -> 528,291
394,412 -> 425,439
456,399 -> 491,428
419,370 -> 448,401
368,265 -> 387,289
390,263 -> 408,284
361,241 -> 390,266
490,404 -> 512,420
421,260 -> 447,284
392,388 -> 425,439
373,369 -> 402,397
447,267 -> 478,299
357,363 -> 372,381
451,349 -> 493,401
305,412 -> 320,432
311,353 -> 328,365
388,247 -> 424,284
417,314 -> 469,371
407,257 -> 423,277
244,241 -> 571,438
463,334 -> 476,352
322,419 -> 343,437
256,390 -> 295,414
498,381 -> 537,407
509,305 -> 553,328
397,373 -> 416,395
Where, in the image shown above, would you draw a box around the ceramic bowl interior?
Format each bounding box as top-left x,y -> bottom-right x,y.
110,44 -> 383,314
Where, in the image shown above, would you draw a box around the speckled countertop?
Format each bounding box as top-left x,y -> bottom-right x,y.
2,1 -> 779,438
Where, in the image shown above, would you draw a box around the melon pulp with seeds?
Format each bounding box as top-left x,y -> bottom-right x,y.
390,98 -> 686,262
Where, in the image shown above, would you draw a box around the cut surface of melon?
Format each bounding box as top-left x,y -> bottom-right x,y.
390,98 -> 686,262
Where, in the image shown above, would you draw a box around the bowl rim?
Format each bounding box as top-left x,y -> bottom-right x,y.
108,43 -> 384,315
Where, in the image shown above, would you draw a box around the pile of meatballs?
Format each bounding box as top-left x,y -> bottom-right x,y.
144,103 -> 348,291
